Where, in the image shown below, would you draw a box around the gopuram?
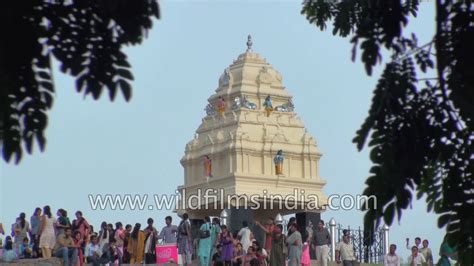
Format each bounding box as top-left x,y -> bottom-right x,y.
176,36 -> 328,240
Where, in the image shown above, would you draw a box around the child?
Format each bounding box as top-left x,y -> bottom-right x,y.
19,237 -> 33,259
212,244 -> 224,266
300,242 -> 310,266
2,236 -> 18,262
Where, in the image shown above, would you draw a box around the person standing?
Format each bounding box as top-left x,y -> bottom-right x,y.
177,213 -> 193,265
286,223 -> 302,266
313,220 -> 330,266
210,217 -> 222,258
437,235 -> 457,266
114,222 -> 125,262
158,216 -> 178,244
128,223 -> 145,264
301,241 -> 311,266
335,230 -> 357,266
384,244 -> 400,266
406,237 -> 422,251
407,246 -> 426,266
198,216 -> 212,266
13,213 -> 30,253
144,218 -> 158,264
122,224 -> 132,263
255,218 -> 275,256
270,225 -> 286,266
39,205 -> 56,258
98,222 -> 109,251
238,221 -> 254,252
286,217 -> 296,236
55,209 -> 71,236
71,211 -> 90,256
30,207 -> 42,258
218,225 -> 234,266
420,239 -> 433,266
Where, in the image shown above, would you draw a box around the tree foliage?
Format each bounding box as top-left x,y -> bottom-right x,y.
302,0 -> 473,264
0,0 -> 159,163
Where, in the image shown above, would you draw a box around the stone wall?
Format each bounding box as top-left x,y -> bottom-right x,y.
0,257 -> 62,266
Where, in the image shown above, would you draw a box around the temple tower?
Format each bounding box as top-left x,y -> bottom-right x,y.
177,36 -> 327,233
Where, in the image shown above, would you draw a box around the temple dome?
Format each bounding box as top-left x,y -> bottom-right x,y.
178,35 -> 327,220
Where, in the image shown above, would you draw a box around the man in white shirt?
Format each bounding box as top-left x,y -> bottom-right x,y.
406,237 -> 422,250
85,235 -> 107,266
335,230 -> 358,266
407,246 -> 426,266
384,244 -> 400,266
238,221 -> 254,252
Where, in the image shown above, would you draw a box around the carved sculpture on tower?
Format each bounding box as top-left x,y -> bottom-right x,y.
263,95 -> 273,117
217,96 -> 226,117
274,150 -> 284,175
203,155 -> 212,183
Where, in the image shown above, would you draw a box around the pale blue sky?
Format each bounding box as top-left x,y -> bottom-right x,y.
1,1 -> 440,262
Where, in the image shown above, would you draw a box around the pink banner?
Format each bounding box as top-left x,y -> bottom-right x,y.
156,244 -> 179,264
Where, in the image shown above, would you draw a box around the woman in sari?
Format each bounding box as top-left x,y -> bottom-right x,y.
127,223 -> 145,265
420,239 -> 433,266
285,223 -> 302,266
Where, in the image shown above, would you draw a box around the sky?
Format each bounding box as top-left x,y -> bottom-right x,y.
1,0 -> 440,263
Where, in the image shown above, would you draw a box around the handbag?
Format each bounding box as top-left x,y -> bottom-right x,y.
199,223 -> 210,239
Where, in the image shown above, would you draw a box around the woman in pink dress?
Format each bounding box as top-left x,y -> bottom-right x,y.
300,242 -> 310,266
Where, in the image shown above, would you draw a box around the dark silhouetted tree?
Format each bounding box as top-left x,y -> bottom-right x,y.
0,0 -> 159,163
302,0 -> 473,264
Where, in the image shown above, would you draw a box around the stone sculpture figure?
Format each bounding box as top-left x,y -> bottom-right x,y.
203,155 -> 213,182
263,95 -> 273,117
275,99 -> 295,112
205,103 -> 216,116
231,97 -> 241,110
274,150 -> 284,175
217,96 -> 226,117
242,96 -> 257,110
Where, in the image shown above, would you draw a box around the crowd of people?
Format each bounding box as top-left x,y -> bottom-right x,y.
382,236 -> 457,266
0,207 -> 459,266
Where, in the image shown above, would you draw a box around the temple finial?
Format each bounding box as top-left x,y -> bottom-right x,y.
246,35 -> 253,52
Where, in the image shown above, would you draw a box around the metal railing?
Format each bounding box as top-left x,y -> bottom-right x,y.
327,218 -> 390,264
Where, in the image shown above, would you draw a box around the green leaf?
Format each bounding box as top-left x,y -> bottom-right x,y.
438,213 -> 451,228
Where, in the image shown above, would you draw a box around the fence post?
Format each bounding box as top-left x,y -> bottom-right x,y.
382,224 -> 390,255
329,218 -> 336,261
